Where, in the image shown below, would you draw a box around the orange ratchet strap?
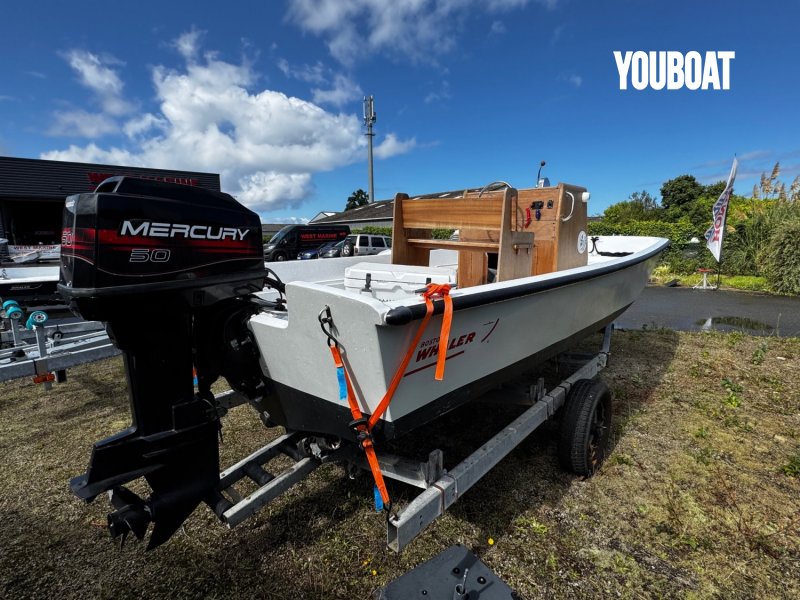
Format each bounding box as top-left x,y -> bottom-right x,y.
425,283 -> 453,381
368,283 -> 452,429
323,282 -> 454,509
329,344 -> 390,507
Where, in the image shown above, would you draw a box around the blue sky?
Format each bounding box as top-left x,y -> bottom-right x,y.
1,0 -> 798,221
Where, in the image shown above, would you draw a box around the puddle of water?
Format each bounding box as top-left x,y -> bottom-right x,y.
695,316 -> 774,334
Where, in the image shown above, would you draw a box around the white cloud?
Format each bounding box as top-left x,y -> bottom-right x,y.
174,29 -> 203,61
42,142 -> 139,166
559,71 -> 582,87
286,1 -> 558,64
490,20 -> 507,35
278,58 -> 328,85
312,73 -> 362,106
123,113 -> 167,138
374,133 -> 417,159
490,0 -> 559,9
425,80 -> 451,104
63,50 -> 134,116
539,0 -> 562,9
739,150 -> 772,161
268,216 -> 312,225
238,172 -> 313,210
278,58 -> 362,107
47,110 -> 118,138
42,36 -> 417,213
488,0 -> 530,10
550,24 -> 564,45
286,1 -> 485,64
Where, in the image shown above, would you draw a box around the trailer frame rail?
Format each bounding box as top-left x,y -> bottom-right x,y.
385,323 -> 612,551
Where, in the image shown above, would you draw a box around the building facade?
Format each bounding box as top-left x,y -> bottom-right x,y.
0,156 -> 220,259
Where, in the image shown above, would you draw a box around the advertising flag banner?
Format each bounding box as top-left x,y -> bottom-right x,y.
704,157 -> 738,262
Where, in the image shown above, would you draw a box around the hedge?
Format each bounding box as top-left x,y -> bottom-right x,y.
762,220 -> 800,295
588,219 -> 715,274
587,219 -> 697,246
351,226 -> 454,240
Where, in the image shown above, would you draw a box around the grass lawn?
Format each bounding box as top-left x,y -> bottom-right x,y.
649,267 -> 772,293
1,330 -> 798,599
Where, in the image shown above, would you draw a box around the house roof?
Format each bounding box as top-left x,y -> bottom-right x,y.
261,223 -> 287,235
312,187 -> 484,225
308,211 -> 337,223
313,199 -> 395,224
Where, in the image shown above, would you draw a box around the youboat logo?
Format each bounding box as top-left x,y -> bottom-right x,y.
613,51 -> 735,91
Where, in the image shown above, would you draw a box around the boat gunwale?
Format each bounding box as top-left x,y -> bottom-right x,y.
384,237 -> 669,325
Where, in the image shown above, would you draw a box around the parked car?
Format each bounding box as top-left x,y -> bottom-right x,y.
346,234 -> 391,257
319,238 -> 348,258
264,224 -> 350,262
297,241 -> 337,260
320,234 -> 392,258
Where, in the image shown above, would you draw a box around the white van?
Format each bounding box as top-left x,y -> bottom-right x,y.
341,234 -> 392,257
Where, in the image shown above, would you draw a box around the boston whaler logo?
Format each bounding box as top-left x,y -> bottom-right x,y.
416,331 -> 477,363
120,220 -> 250,241
407,318 -> 502,377
613,51 -> 734,91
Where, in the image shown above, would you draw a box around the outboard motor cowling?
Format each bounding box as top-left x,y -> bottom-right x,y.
60,176 -> 264,318
60,177 -> 265,549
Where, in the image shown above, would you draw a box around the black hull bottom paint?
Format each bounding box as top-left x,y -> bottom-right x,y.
261,304 -> 630,443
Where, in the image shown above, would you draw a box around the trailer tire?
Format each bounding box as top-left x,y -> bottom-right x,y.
558,378 -> 612,477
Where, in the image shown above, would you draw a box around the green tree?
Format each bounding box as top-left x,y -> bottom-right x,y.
704,180 -> 727,199
602,190 -> 662,223
660,175 -> 704,212
345,189 -> 369,211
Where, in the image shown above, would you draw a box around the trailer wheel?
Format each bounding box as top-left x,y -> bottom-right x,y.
558,379 -> 612,476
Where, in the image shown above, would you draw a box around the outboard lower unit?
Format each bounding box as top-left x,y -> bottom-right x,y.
60,177 -> 266,549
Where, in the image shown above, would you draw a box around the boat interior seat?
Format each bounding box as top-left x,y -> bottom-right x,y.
390,182 -> 590,286
390,186 -> 534,288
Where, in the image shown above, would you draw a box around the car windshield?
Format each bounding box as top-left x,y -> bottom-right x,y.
269,225 -> 294,245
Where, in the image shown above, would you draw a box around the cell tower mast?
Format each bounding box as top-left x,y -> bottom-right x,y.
363,95 -> 376,203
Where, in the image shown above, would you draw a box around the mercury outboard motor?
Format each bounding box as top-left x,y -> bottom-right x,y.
60,177 -> 265,549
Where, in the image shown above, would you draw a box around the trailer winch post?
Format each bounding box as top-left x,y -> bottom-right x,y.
8,316 -> 20,347
34,324 -> 52,390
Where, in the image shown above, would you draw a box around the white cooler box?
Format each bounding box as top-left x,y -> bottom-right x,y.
344,262 -> 457,301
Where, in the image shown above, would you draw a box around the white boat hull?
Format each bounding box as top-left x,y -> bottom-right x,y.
249,236 -> 667,440
0,265 -> 61,303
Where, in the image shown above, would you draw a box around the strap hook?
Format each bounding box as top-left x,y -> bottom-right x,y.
318,305 -> 339,347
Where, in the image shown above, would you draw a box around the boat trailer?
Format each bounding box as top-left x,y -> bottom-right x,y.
0,308 -> 117,385
210,324 -> 614,552
58,177 -> 622,551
